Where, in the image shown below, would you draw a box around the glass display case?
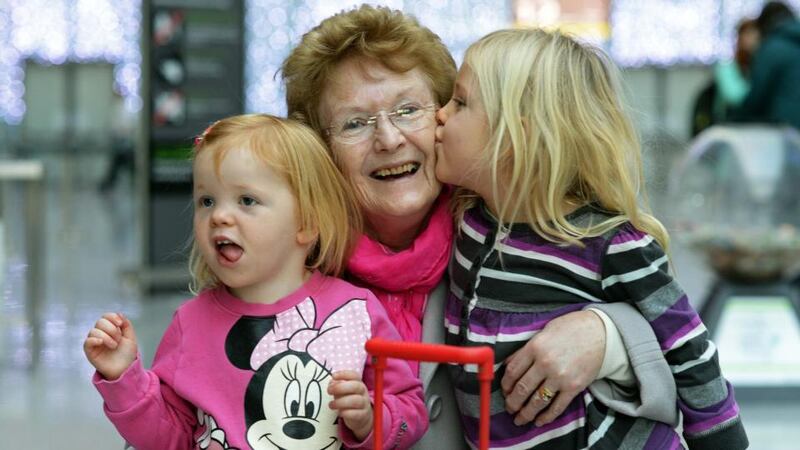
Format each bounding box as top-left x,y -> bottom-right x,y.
668,125 -> 800,282
668,125 -> 800,399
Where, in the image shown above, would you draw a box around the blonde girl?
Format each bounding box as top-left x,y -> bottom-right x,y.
84,114 -> 427,450
435,29 -> 747,449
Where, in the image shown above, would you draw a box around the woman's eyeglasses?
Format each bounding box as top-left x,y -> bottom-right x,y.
324,103 -> 437,145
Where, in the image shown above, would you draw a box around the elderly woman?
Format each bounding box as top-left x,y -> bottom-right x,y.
281,5 -> 676,448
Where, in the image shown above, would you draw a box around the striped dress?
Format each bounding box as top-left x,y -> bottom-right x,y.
445,203 -> 748,450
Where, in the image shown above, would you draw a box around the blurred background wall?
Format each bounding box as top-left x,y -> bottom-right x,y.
4,0 -> 798,146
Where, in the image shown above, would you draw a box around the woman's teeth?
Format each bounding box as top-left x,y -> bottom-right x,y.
372,163 -> 419,179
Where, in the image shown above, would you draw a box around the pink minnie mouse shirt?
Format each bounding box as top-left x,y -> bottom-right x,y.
93,271 -> 428,450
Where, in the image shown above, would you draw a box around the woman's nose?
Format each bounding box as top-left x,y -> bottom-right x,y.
374,114 -> 405,152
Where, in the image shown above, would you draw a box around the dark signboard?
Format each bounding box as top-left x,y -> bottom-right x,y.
144,0 -> 244,281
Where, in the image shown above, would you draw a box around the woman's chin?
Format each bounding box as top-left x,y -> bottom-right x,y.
359,172 -> 439,212
364,191 -> 438,225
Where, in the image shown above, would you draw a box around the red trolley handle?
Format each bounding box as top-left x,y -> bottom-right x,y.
365,338 -> 494,450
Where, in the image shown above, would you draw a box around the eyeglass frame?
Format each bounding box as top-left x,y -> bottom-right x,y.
323,102 -> 439,144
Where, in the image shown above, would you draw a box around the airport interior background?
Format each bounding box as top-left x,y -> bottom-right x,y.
1,0 -> 800,448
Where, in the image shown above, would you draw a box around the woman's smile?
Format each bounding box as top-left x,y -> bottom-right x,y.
370,161 -> 421,180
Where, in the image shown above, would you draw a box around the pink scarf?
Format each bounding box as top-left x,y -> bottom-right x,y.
346,192 -> 453,375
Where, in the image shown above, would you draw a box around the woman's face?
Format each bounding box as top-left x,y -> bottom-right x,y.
318,58 -> 441,235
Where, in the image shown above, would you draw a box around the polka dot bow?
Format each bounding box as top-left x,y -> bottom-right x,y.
250,298 -> 370,375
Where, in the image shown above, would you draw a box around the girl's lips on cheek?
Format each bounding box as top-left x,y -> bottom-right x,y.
434,125 -> 443,142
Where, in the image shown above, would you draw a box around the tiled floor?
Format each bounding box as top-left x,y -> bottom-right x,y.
0,151 -> 796,448
1,154 -> 185,448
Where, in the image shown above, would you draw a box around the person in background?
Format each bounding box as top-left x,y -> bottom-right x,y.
691,19 -> 759,137
282,5 -> 677,448
99,91 -> 137,193
85,114 -> 427,450
732,1 -> 800,129
435,27 -> 748,449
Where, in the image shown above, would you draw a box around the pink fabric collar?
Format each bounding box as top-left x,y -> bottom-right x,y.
346,192 -> 453,355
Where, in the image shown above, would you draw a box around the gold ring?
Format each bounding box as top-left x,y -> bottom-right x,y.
537,386 -> 555,403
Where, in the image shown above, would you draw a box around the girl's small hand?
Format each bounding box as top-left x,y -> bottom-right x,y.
83,312 -> 138,381
328,370 -> 373,441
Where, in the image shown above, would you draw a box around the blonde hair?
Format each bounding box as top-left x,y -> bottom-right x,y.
456,28 -> 669,250
281,4 -> 456,135
188,114 -> 362,293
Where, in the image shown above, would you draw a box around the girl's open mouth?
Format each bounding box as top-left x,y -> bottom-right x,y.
216,239 -> 243,263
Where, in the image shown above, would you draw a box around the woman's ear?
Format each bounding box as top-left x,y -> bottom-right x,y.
296,228 -> 319,246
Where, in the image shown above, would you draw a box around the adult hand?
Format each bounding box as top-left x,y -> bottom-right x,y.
501,309 -> 605,426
